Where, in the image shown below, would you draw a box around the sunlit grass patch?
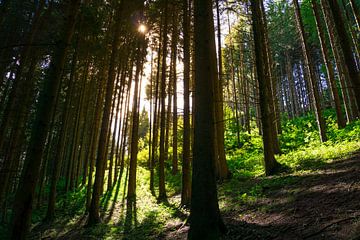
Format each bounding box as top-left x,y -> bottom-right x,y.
278,141 -> 360,171
226,110 -> 360,179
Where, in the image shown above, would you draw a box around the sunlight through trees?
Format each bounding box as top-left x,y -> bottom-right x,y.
0,0 -> 359,239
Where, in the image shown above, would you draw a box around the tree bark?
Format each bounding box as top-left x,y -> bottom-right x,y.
226,8 -> 241,147
181,0 -> 191,207
171,11 -> 178,175
260,1 -> 281,154
127,41 -> 144,201
88,2 -> 123,225
251,0 -> 281,176
158,0 -> 169,202
213,0 -> 229,180
10,1 -> 81,238
349,0 -> 360,32
327,0 -> 360,114
293,0 -> 327,142
311,0 -> 346,128
188,0 -> 226,238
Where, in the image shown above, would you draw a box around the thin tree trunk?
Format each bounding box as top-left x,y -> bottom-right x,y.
311,0 -> 346,128
213,0 -> 229,180
251,0 -> 281,176
0,0 -> 46,152
327,0 -> 360,113
286,55 -> 297,118
150,25 -> 163,195
171,12 -> 179,175
294,0 -> 327,142
349,0 -> 360,32
88,2 -> 123,225
181,0 -> 191,207
320,0 -> 359,120
226,8 -> 241,147
158,0 -> 169,202
260,1 -> 281,154
340,0 -> 360,66
10,1 -> 81,238
127,41 -> 144,201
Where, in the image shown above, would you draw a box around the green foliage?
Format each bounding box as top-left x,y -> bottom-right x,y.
225,108 -> 360,179
226,132 -> 264,178
280,112 -> 320,152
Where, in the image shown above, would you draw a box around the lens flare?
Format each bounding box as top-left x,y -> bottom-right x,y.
138,24 -> 147,34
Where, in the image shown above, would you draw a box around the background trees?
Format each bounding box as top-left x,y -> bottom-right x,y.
0,0 -> 359,239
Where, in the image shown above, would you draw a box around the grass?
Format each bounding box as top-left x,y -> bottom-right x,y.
27,165 -> 185,240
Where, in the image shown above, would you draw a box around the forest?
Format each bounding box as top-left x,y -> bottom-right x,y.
0,0 -> 360,239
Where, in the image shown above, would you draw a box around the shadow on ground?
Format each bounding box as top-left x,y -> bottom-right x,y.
21,151 -> 360,240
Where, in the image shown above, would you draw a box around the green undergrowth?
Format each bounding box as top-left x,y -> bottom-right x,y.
226,109 -> 360,179
23,164 -> 185,240
220,109 -> 360,213
2,110 -> 359,239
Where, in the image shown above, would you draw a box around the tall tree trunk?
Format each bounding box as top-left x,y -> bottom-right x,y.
127,41 -> 144,201
286,54 -> 297,119
213,0 -> 229,180
10,1 -> 81,238
0,54 -> 38,215
293,0 -> 327,142
181,0 -> 191,207
311,0 -> 346,128
108,71 -> 123,190
260,1 -> 281,154
349,0 -> 360,32
148,52 -> 154,181
226,8 -> 241,147
320,0 -> 355,121
188,0 -> 226,238
340,0 -> 360,65
327,0 -> 360,113
150,38 -> 161,195
251,0 -> 281,176
45,45 -> 80,221
158,0 -> 169,202
171,12 -> 179,175
0,0 -> 46,153
85,62 -> 107,211
164,80 -> 172,164
88,3 -> 123,225
239,40 -> 251,134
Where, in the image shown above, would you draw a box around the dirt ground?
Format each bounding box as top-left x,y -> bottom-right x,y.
162,151 -> 360,240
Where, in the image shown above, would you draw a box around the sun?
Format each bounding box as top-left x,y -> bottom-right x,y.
138,24 -> 147,34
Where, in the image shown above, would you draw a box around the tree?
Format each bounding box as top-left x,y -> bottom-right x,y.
88,2 -> 123,225
170,8 -> 179,175
251,0 -> 281,176
311,0 -> 346,129
293,0 -> 327,142
327,0 -> 360,114
181,0 -> 191,207
10,1 -> 81,238
188,0 -> 226,238
158,0 -> 169,202
212,0 -> 229,180
320,0 -> 358,122
127,39 -> 145,201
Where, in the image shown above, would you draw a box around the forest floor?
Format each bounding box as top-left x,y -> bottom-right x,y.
163,150 -> 360,240
23,148 -> 360,240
